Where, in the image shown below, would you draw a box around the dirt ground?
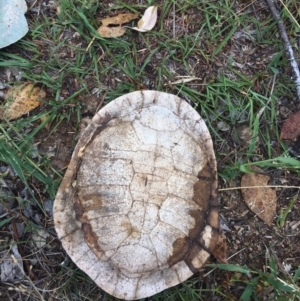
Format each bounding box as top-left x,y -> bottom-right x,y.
0,0 -> 300,300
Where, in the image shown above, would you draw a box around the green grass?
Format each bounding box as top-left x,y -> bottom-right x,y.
210,258 -> 300,301
277,193 -> 299,228
1,0 -> 300,300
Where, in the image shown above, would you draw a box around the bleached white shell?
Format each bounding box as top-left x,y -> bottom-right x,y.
54,91 -> 219,300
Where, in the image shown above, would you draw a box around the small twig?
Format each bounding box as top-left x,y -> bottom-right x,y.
264,0 -> 300,101
172,2 -> 176,39
257,74 -> 276,118
86,36 -> 96,52
204,248 -> 247,277
278,0 -> 300,28
97,45 -> 105,63
219,185 -> 300,191
10,217 -> 39,281
28,0 -> 38,11
94,91 -> 107,115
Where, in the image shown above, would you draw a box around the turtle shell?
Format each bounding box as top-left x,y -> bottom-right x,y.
53,90 -> 219,300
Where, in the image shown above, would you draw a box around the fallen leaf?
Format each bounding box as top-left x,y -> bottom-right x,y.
241,167 -> 277,226
217,121 -> 230,132
97,25 -> 126,38
231,124 -> 259,147
1,244 -> 24,282
101,12 -> 139,26
279,110 -> 300,140
0,83 -> 46,120
97,7 -> 157,38
97,12 -> 139,38
32,229 -> 50,249
132,6 -> 158,32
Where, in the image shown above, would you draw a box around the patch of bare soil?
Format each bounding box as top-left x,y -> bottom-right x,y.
0,1 -> 299,300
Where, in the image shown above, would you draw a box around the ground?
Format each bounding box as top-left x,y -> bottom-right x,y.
0,0 -> 300,300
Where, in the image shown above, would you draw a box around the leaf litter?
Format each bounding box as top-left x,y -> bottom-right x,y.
97,26 -> 126,38
279,110 -> 300,140
97,6 -> 158,38
101,12 -> 140,26
0,83 -> 46,120
241,167 -> 277,227
0,243 -> 24,282
132,6 -> 158,32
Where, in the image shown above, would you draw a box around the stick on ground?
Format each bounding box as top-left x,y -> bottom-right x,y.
265,0 -> 300,101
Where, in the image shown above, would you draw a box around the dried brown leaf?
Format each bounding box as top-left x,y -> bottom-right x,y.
1,83 -> 46,120
101,12 -> 139,26
279,110 -> 300,140
241,167 -> 277,226
97,25 -> 126,38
